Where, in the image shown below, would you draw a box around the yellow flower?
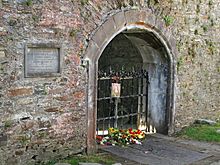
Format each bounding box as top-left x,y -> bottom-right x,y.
108,127 -> 116,134
137,133 -> 145,139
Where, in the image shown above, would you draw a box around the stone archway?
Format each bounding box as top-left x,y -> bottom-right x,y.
83,9 -> 177,153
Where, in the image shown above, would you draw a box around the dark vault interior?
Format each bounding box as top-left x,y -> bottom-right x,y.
97,30 -> 170,134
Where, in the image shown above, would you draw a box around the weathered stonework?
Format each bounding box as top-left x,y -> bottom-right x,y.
0,0 -> 219,164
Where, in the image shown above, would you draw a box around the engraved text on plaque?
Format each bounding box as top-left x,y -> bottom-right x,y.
25,47 -> 61,77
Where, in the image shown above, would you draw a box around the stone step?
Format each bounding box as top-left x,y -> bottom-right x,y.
78,163 -> 102,165
78,163 -> 122,165
54,162 -> 122,165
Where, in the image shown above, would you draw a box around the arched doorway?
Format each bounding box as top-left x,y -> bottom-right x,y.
83,10 -> 176,153
97,30 -> 169,134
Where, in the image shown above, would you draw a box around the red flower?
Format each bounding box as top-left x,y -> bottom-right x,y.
96,135 -> 103,141
136,129 -> 142,134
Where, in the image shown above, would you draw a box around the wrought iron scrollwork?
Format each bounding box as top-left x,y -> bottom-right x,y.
98,67 -> 148,79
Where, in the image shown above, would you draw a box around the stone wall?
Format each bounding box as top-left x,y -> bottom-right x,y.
0,0 -> 88,164
0,0 -> 219,164
168,0 -> 220,129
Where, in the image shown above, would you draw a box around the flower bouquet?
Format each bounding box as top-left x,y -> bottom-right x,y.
96,128 -> 146,146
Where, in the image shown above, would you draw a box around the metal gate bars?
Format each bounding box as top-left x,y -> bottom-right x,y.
97,67 -> 149,135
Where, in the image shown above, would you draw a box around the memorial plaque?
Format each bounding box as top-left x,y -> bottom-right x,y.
25,45 -> 61,77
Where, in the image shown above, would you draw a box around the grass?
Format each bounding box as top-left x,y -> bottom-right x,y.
176,122 -> 220,143
44,152 -> 116,165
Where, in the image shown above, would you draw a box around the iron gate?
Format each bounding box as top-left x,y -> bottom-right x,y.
97,67 -> 149,134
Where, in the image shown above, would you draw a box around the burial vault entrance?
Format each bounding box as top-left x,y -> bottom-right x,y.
97,31 -> 169,134
83,10 -> 176,153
